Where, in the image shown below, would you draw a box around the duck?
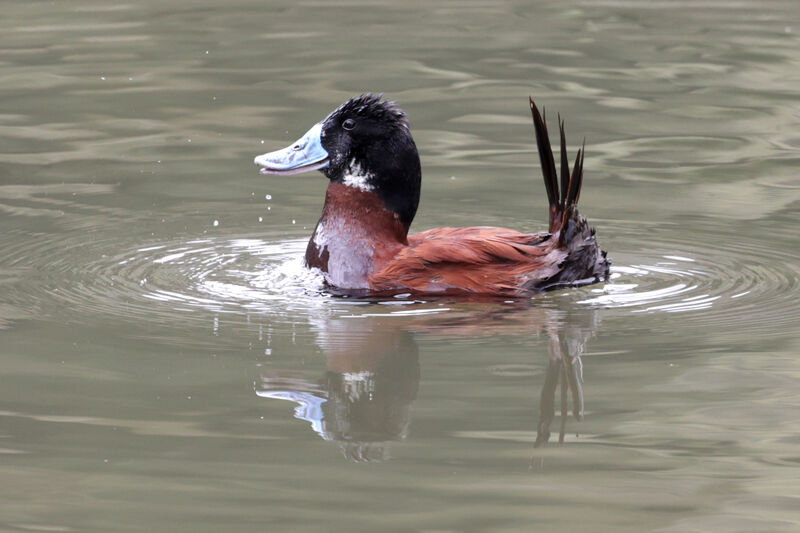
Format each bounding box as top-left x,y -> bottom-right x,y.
254,94 -> 609,297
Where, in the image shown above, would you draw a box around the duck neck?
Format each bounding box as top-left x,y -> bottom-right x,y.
305,182 -> 409,289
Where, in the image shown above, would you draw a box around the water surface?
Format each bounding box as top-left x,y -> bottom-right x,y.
1,1 -> 799,532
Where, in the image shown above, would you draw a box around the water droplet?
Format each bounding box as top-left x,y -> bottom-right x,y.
265,194 -> 272,200
267,206 -> 271,211
212,219 -> 219,227
260,140 -> 265,144
292,219 -> 296,224
205,50 -> 209,54
258,216 -> 263,222
187,139 -> 192,143
100,76 -> 106,80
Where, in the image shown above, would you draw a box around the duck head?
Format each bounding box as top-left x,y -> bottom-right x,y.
254,94 -> 422,229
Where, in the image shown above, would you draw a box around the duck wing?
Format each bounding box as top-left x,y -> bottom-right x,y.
368,227 -> 566,296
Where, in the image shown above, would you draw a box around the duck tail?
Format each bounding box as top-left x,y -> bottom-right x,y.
529,97 -> 610,285
528,98 -> 586,239
529,98 -> 561,232
529,97 -> 585,243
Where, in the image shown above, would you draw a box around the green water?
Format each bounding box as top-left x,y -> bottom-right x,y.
2,1 -> 799,531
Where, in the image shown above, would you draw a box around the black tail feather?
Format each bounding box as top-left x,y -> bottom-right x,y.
569,140 -> 585,207
558,115 -> 570,207
529,97 -> 586,238
529,98 -> 560,230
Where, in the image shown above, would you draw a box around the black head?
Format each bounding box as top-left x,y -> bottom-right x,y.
255,94 -> 422,229
319,94 -> 421,228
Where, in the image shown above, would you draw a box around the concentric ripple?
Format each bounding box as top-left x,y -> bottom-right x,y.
566,222 -> 800,331
0,229 -> 327,329
1,219 -> 797,334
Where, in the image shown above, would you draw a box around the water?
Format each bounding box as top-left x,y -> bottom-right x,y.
2,0 -> 799,531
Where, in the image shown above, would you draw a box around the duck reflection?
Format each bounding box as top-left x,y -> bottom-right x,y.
255,305 -> 598,462
534,308 -> 597,448
257,316 -> 419,462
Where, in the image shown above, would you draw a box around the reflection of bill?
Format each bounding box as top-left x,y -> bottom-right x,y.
256,306 -> 599,462
257,317 -> 419,462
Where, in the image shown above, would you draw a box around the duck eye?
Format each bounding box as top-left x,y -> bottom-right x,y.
342,118 -> 356,131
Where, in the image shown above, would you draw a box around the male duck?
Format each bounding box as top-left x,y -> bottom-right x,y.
254,94 -> 609,296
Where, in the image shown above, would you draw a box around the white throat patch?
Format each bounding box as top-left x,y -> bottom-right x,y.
341,159 -> 374,191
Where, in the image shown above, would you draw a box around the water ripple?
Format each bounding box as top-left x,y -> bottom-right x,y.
1,216 -> 797,335
570,223 -> 800,330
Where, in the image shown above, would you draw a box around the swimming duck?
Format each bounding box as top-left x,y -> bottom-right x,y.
254,94 -> 609,296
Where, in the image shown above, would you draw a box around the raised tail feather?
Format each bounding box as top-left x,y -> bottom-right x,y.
529,97 -> 585,241
528,97 -> 610,287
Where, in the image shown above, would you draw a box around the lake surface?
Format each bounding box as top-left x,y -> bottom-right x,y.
2,0 -> 799,531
